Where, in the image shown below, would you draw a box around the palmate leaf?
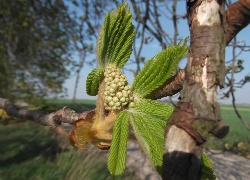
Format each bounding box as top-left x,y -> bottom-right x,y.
134,99 -> 173,119
132,39 -> 188,98
130,112 -> 166,174
108,110 -> 130,175
129,99 -> 173,174
96,3 -> 135,68
86,67 -> 104,96
201,154 -> 216,180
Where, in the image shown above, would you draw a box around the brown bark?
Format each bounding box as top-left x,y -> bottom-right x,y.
0,97 -> 87,137
151,69 -> 185,99
153,0 -> 250,100
226,0 -> 250,45
163,1 -> 227,179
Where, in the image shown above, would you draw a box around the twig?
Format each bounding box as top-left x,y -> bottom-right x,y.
150,69 -> 185,99
226,0 -> 250,45
0,97 -> 91,136
229,38 -> 250,130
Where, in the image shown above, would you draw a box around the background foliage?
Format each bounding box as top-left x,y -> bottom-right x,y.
0,0 -> 74,104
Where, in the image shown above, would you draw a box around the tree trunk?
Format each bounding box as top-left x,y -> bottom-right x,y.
163,1 -> 226,179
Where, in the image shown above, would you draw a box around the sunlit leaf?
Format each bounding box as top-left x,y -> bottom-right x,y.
86,67 -> 104,96
132,39 -> 188,98
201,154 -> 216,180
97,3 -> 135,68
108,110 -> 130,175
134,98 -> 173,119
130,111 -> 167,174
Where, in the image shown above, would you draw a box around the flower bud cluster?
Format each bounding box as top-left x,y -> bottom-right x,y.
104,64 -> 134,110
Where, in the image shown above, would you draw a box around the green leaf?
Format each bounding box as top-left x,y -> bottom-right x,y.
132,39 -> 188,98
108,110 -> 130,175
201,154 -> 216,180
127,98 -> 173,173
130,111 -> 166,174
96,3 -> 135,68
86,67 -> 104,96
134,99 -> 173,119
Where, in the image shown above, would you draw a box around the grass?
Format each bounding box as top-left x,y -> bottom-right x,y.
0,122 -> 71,179
215,105 -> 249,148
0,99 -> 134,180
0,99 -> 249,179
45,99 -> 96,112
0,121 -> 134,180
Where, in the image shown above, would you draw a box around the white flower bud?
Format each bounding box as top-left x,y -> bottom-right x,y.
110,72 -> 116,77
115,102 -> 121,107
106,96 -> 112,102
112,106 -> 118,110
122,102 -> 128,106
108,77 -> 113,81
129,102 -> 135,108
116,92 -> 123,98
119,86 -> 124,90
109,101 -> 114,107
109,88 -> 115,93
118,81 -> 125,87
122,92 -> 129,98
105,107 -> 111,110
124,86 -> 129,91
113,97 -> 119,102
120,97 -> 126,102
113,78 -> 120,84
110,83 -> 118,90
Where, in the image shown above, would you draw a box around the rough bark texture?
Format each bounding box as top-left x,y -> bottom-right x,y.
151,69 -> 185,99
0,97 -> 84,137
226,0 -> 250,45
163,1 -> 226,179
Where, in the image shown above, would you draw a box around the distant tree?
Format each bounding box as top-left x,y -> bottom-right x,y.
0,0 -> 75,104
0,1 -> 250,179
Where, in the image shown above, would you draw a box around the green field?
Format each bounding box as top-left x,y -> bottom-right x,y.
0,100 -> 249,179
214,105 -> 250,149
0,99 -> 131,180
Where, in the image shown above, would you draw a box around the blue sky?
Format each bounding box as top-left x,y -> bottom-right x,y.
63,1 -> 250,104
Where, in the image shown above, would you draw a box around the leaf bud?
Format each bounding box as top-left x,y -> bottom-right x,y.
120,97 -> 126,103
111,72 -> 116,77
129,102 -> 135,108
110,83 -> 118,90
109,88 -> 115,93
115,102 -> 121,107
116,92 -> 123,98
106,96 -> 112,102
113,97 -> 119,102
109,101 -> 114,107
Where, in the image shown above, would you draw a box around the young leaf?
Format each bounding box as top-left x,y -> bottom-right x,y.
134,99 -> 173,119
201,154 -> 216,180
96,3 -> 135,68
86,67 -> 104,96
108,110 -> 130,175
130,112 -> 166,174
132,39 -> 188,98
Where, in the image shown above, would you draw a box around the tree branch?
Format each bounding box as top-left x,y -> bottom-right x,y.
226,0 -> 250,45
0,97 -> 90,137
154,0 -> 250,99
151,69 -> 185,99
